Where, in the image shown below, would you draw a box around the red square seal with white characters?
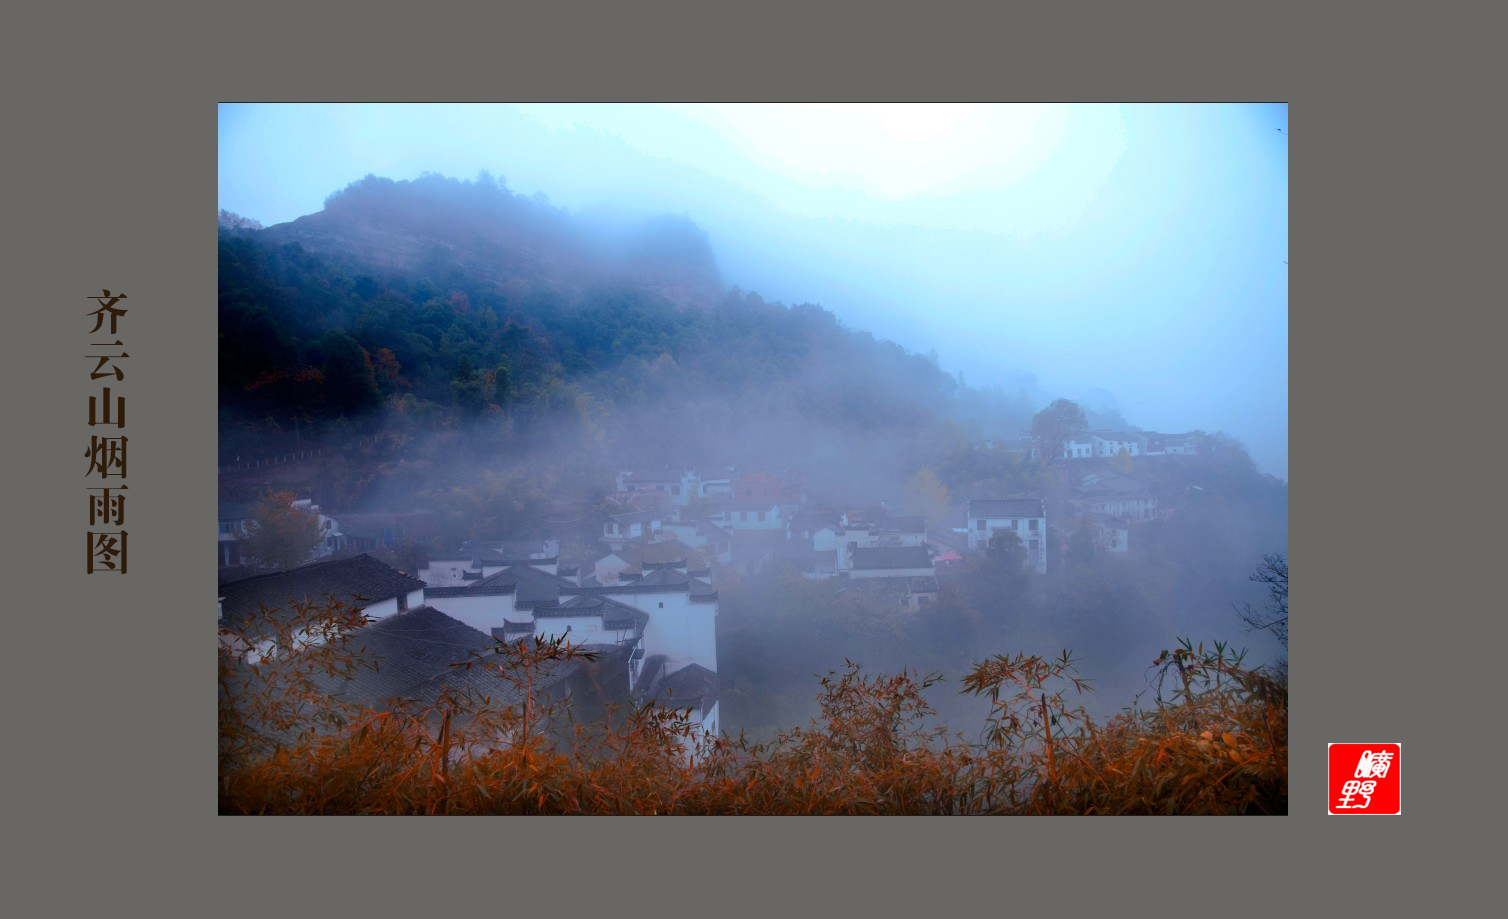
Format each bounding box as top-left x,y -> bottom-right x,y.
1328,743 -> 1401,814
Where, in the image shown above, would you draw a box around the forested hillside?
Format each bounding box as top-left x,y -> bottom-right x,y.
220,173 -> 1041,516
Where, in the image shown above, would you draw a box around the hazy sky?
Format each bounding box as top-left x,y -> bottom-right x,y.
219,103 -> 1288,479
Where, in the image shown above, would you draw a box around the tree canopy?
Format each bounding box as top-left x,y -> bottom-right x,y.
1031,398 -> 1088,463
240,490 -> 323,571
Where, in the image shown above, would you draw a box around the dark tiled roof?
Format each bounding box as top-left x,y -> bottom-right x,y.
968,498 -> 1046,519
318,606 -> 626,712
313,606 -> 497,706
690,579 -> 717,601
542,593 -> 640,621
563,571 -> 717,602
471,565 -> 576,606
218,565 -> 261,586
219,554 -> 425,633
555,595 -> 651,633
402,651 -> 585,712
613,540 -> 704,568
425,583 -> 515,599
875,515 -> 927,533
631,568 -> 695,589
850,546 -> 933,571
651,664 -> 719,712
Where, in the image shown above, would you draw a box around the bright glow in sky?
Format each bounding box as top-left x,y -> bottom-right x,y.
676,103 -> 1068,200
219,103 -> 1288,479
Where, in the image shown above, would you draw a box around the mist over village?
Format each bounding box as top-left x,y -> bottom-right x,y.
217,103 -> 1288,815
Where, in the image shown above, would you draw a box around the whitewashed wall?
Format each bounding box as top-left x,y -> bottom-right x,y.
424,593 -> 521,636
604,587 -> 718,676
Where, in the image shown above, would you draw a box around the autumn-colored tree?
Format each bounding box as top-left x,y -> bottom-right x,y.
372,347 -> 406,395
1031,398 -> 1088,463
239,490 -> 323,571
1112,447 -> 1134,475
903,466 -> 949,523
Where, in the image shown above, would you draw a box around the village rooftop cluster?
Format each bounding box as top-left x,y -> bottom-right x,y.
218,428 -> 1203,747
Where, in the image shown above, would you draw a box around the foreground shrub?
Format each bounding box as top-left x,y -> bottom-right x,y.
220,604 -> 1286,815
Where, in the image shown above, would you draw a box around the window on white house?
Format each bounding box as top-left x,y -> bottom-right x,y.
976,519 -> 987,531
1029,519 -> 1039,532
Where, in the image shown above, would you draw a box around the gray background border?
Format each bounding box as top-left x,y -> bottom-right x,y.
12,0 -> 1484,912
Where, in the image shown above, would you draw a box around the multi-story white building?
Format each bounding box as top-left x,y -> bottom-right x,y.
966,498 -> 1048,574
1092,432 -> 1142,458
1060,435 -> 1094,460
717,501 -> 783,532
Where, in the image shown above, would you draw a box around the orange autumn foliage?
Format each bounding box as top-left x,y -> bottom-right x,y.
220,602 -> 1286,815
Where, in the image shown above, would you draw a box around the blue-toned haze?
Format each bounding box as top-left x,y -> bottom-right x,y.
219,103 -> 1288,479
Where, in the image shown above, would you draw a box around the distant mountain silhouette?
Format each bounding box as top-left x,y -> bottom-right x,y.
255,173 -> 721,309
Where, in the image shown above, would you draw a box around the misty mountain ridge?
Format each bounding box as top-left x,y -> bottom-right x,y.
219,171 -> 1270,516
251,172 -> 723,311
